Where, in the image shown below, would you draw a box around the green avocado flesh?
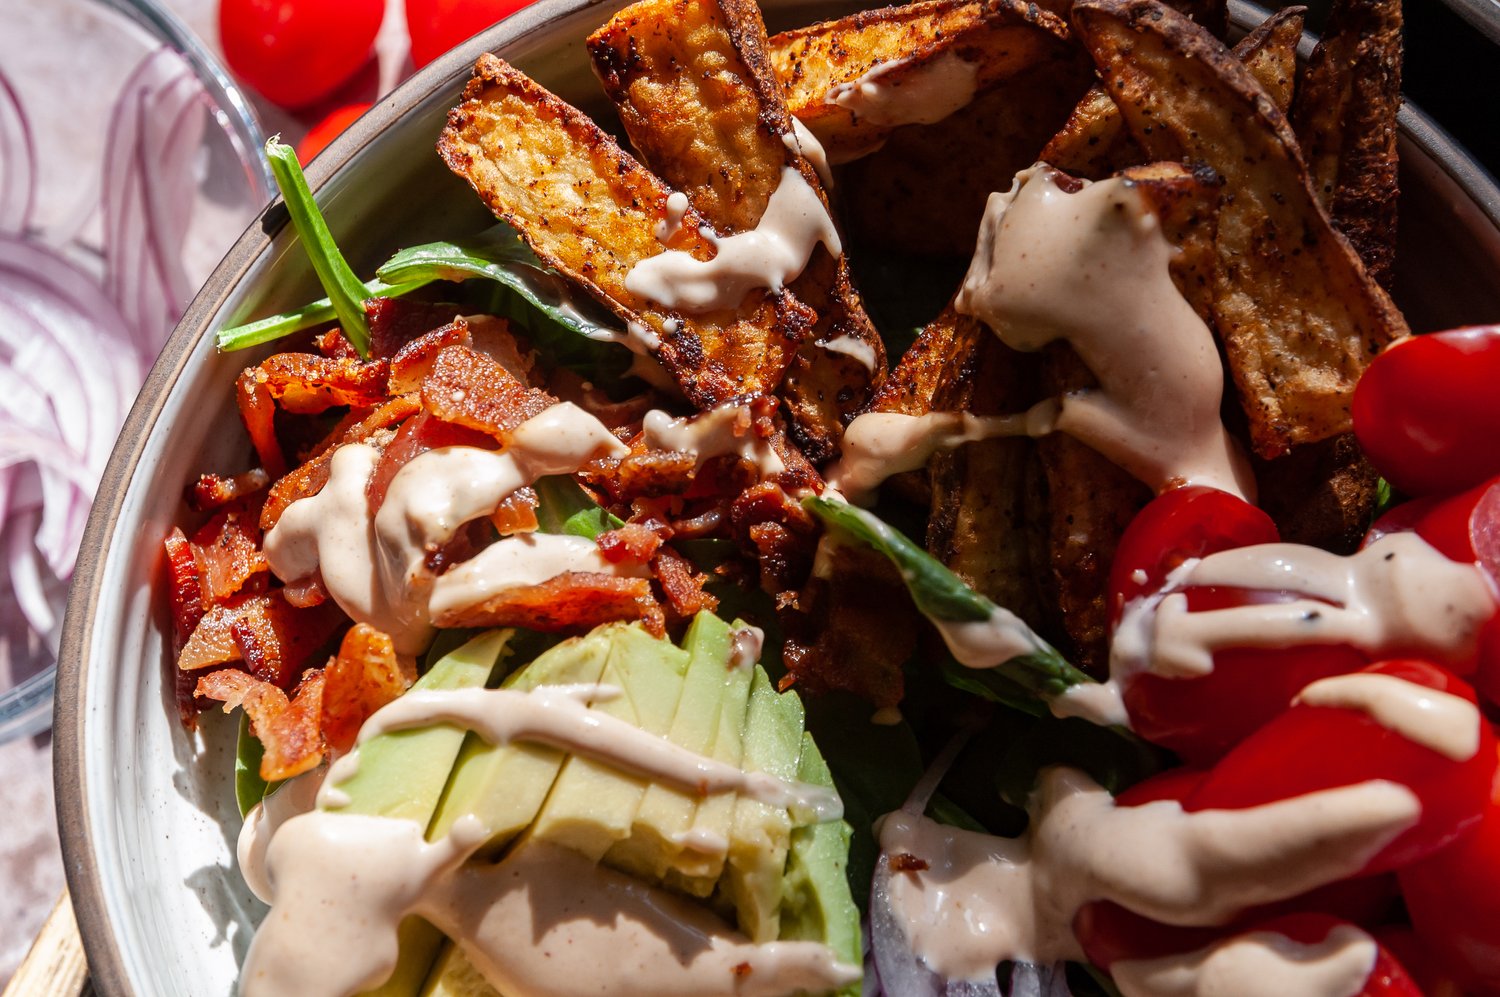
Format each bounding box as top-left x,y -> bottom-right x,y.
316,616 -> 856,997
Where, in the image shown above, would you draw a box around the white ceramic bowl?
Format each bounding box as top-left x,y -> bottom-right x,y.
54,1 -> 1500,994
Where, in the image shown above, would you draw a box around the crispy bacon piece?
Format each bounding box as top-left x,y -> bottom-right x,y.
366,409 -> 497,515
420,344 -> 555,443
388,317 -> 472,395
164,527 -> 208,725
236,367 -> 285,478
491,486 -> 539,536
198,668 -> 328,781
652,545 -> 718,619
597,522 -> 665,564
188,468 -> 270,512
230,594 -> 347,689
366,297 -> 465,359
432,571 -> 664,635
282,573 -> 331,608
190,498 -> 268,605
547,368 -> 657,434
179,595 -> 257,672
254,353 -> 391,415
320,624 -> 409,753
315,328 -> 362,359
261,395 -> 422,532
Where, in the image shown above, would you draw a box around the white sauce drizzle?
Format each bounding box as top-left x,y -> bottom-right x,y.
642,404 -> 786,477
1111,925 -> 1377,997
820,333 -> 878,372
587,320 -> 661,355
263,403 -> 629,654
653,191 -> 691,243
879,768 -> 1418,981
956,165 -> 1255,501
1295,672 -> 1482,762
429,533 -> 647,620
1113,532 -> 1495,681
236,767 -> 324,904
783,118 -> 834,188
730,625 -> 765,670
624,166 -> 841,313
824,53 -> 979,127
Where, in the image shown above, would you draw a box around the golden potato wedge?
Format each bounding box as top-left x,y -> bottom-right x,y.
1042,5 -> 1304,180
589,0 -> 885,462
872,302 -> 986,419
768,0 -> 1071,165
438,54 -> 810,409
1072,0 -> 1408,459
840,54 -> 1094,256
1292,0 -> 1402,289
1253,433 -> 1378,553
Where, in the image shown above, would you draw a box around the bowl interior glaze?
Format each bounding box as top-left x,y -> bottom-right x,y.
55,1 -> 1500,994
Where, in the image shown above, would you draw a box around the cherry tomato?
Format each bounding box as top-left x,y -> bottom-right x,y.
296,103 -> 373,164
1353,326 -> 1500,496
1399,741 -> 1500,993
405,0 -> 533,68
1187,660 -> 1497,874
220,0 -> 384,109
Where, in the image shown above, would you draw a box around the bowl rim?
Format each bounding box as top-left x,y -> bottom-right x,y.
52,1 -> 1500,993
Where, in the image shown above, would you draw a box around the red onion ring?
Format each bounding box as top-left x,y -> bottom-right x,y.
0,68 -> 35,236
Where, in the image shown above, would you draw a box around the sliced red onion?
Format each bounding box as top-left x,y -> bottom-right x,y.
0,68 -> 34,236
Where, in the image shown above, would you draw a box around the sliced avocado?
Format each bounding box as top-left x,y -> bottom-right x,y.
721,667 -> 806,943
604,612 -> 734,882
420,941 -> 503,997
426,628 -> 614,853
528,623 -> 690,859
780,733 -> 861,997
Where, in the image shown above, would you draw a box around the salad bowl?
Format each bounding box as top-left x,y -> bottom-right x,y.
53,0 -> 1500,994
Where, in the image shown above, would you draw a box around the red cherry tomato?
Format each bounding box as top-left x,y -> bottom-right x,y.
1398,741 -> 1500,993
1353,326 -> 1500,496
296,103 -> 373,164
405,0 -> 533,68
1187,660 -> 1497,874
220,0 -> 384,109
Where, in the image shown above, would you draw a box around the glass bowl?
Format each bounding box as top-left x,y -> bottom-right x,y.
0,0 -> 270,744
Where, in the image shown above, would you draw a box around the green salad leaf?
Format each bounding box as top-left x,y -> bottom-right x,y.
532,475 -> 623,539
216,278 -> 428,353
235,713 -> 271,817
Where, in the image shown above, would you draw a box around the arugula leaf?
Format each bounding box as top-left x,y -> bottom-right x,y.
234,713 -> 271,817
532,476 -> 623,539
265,140 -> 374,357
805,496 -> 1096,706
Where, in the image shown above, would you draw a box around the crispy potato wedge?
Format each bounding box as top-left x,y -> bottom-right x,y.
1073,0 -> 1408,459
1042,5 -> 1304,180
768,0 -> 1071,164
1292,0 -> 1402,289
588,0 -> 884,462
1253,432 -> 1378,553
840,54 -> 1093,256
439,54 -> 811,409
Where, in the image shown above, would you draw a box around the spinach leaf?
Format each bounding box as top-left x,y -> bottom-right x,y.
234,713 -> 271,818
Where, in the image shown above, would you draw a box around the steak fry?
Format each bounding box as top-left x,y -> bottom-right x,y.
768,0 -> 1071,164
588,0 -> 884,462
438,54 -> 808,409
1292,0 -> 1403,290
1072,0 -> 1408,459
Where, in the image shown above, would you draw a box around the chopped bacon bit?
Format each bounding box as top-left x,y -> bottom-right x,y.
652,545 -> 719,619
307,396 -> 422,462
256,353 -> 391,415
432,571 -> 664,635
420,345 -> 555,443
491,486 -> 539,536
197,668 -> 328,781
230,594 -> 346,689
315,328 -> 361,359
465,314 -> 536,383
261,396 -> 423,532
282,573 -> 330,608
389,317 -> 471,395
425,519 -> 493,575
236,367 -> 285,478
732,963 -> 752,978
547,367 -> 658,433
163,528 -> 204,650
597,522 -> 664,563
366,409 -> 497,515
188,468 -> 270,512
190,497 -> 269,606
179,595 -> 259,672
366,297 -> 464,359
889,853 -> 930,872
594,450 -> 700,500
320,624 -> 408,753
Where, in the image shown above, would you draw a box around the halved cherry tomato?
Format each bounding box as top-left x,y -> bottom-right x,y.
1398,741 -> 1500,994
1186,660 -> 1497,874
219,0 -> 384,110
297,103 -> 373,165
405,0 -> 533,68
1353,326 -> 1500,496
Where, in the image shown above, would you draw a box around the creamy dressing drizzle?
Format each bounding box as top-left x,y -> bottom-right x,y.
879,768 -> 1418,982
642,403 -> 786,477
623,167 -> 841,313
237,767 -> 324,904
322,683 -> 843,822
589,320 -> 661,355
1111,925 -> 1377,997
263,403 -> 629,654
730,624 -> 765,669
1295,672 -> 1481,761
653,191 -> 691,243
824,410 -> 1055,505
783,118 -> 834,188
820,333 -> 878,372
824,53 -> 978,127
242,819 -> 859,997
1113,531 -> 1495,681
956,166 -> 1254,501
429,533 -> 646,620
